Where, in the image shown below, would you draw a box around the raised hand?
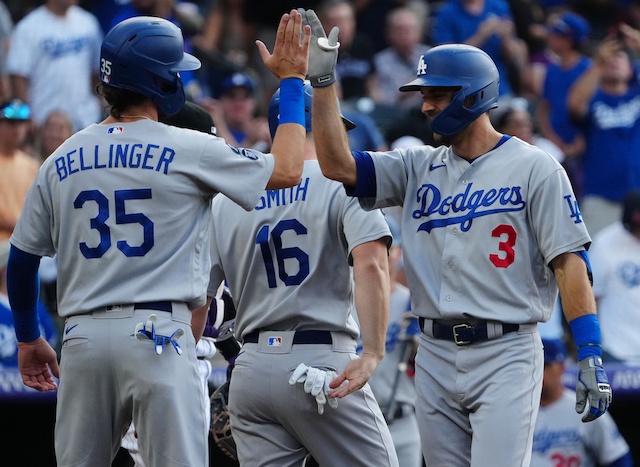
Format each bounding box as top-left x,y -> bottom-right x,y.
257,9 -> 310,81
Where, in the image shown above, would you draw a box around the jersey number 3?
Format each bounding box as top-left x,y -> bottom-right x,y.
74,189 -> 154,258
489,224 -> 516,268
256,219 -> 310,288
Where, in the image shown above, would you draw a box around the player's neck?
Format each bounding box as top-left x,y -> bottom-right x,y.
103,104 -> 159,124
451,121 -> 503,161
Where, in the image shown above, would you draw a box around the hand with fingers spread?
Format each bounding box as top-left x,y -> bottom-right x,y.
256,9 -> 310,81
17,337 -> 60,391
298,8 -> 340,87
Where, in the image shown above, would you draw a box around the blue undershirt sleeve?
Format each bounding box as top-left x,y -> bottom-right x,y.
344,151 -> 376,198
7,245 -> 42,342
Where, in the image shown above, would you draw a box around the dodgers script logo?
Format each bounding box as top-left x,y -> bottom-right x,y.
412,183 -> 525,232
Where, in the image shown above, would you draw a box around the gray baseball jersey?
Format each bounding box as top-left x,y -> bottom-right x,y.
532,390 -> 630,467
12,120 -> 274,316
208,160 -> 390,339
207,160 -> 398,466
354,135 -> 589,465
358,137 -> 591,323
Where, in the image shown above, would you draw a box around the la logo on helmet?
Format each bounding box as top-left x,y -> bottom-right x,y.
417,55 -> 427,76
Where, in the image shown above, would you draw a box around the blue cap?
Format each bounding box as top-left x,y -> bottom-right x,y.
542,338 -> 567,363
549,13 -> 590,46
219,72 -> 255,97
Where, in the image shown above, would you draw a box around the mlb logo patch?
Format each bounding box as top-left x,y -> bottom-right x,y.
268,336 -> 283,347
108,126 -> 124,134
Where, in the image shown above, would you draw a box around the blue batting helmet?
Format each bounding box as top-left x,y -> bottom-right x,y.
268,82 -> 356,140
99,16 -> 201,116
399,44 -> 499,136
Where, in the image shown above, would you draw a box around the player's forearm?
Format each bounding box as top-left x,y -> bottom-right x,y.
352,241 -> 390,362
567,65 -> 600,120
268,78 -> 306,189
312,85 -> 358,185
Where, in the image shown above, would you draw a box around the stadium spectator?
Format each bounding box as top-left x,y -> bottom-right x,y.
567,25 -> 640,236
317,0 -> 379,102
31,110 -> 74,162
7,0 -> 103,132
495,97 -> 564,162
589,190 -> 640,365
0,99 -> 38,242
373,6 -> 431,110
431,0 -> 527,98
535,11 -> 591,197
198,71 -> 271,152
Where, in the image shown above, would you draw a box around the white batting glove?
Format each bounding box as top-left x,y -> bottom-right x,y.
289,363 -> 310,384
289,363 -> 339,414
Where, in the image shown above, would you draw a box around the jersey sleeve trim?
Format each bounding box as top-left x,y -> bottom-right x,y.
345,151 -> 376,198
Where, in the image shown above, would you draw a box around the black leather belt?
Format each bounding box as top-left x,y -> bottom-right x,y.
133,301 -> 173,313
243,330 -> 333,345
419,317 -> 519,345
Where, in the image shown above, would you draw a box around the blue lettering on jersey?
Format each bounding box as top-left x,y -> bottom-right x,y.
255,177 -> 309,210
532,428 -> 581,453
42,36 -> 91,59
618,261 -> 640,288
412,183 -> 525,233
55,144 -> 175,181
564,195 -> 583,224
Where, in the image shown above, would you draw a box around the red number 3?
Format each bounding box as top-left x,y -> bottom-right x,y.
490,224 -> 516,268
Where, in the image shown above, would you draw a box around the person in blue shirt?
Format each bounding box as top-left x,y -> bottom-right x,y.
431,0 -> 526,98
568,24 -> 640,236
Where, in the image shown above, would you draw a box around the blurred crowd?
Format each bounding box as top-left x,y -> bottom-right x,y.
1,1 -> 640,464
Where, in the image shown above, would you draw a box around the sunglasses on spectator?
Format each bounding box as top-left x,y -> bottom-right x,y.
1,101 -> 30,121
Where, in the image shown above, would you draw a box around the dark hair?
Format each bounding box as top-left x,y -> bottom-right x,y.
97,83 -> 149,119
496,108 -> 517,132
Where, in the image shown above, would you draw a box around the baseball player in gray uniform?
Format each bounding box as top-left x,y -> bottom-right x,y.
7,13 -> 311,467
205,82 -> 399,466
302,9 -> 612,466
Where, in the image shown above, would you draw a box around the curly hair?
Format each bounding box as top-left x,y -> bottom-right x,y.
97,83 -> 149,119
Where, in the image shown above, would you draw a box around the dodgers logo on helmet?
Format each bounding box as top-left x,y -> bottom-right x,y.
399,44 -> 500,136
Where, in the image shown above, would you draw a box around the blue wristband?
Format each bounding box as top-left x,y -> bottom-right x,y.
276,78 -> 305,129
569,314 -> 603,360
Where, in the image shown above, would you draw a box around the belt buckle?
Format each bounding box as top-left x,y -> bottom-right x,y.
452,323 -> 472,345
